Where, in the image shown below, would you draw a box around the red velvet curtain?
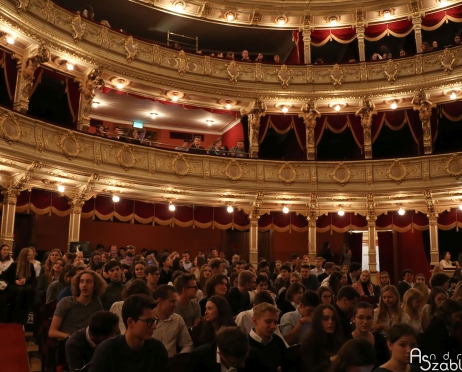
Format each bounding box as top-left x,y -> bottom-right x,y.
365,20 -> 414,41
310,28 -> 357,47
1,50 -> 17,105
258,115 -> 305,151
348,232 -> 363,264
315,114 -> 363,150
221,122 -> 244,151
66,77 -> 80,126
396,230 -> 432,278
378,231 -> 395,283
422,5 -> 462,30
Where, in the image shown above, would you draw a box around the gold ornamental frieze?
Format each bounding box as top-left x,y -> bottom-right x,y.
277,65 -> 292,88
0,112 -> 21,144
277,162 -> 297,185
124,36 -> 138,63
226,61 -> 240,84
330,64 -> 345,88
71,15 -> 86,42
440,48 -> 456,74
444,154 -> 462,179
57,130 -> 80,159
223,159 -> 244,183
383,59 -> 399,84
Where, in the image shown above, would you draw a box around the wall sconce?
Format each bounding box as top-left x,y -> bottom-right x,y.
225,11 -> 236,21
398,206 -> 405,215
338,206 -> 345,216
282,205 -> 289,214
112,195 -> 120,202
227,205 -> 234,213
275,16 -> 287,26
169,202 -> 176,211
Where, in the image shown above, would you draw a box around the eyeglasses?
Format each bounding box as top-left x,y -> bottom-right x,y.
137,318 -> 160,327
356,316 -> 374,321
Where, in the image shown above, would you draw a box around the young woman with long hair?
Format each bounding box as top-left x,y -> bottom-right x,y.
198,264 -> 212,290
46,264 -> 74,304
0,244 -> 12,274
374,324 -> 420,372
378,271 -> 391,288
1,248 -> 36,324
351,302 -> 389,367
318,286 -> 333,305
373,285 -> 410,335
198,273 -> 228,315
191,295 -> 236,346
42,249 -> 63,275
301,304 -> 345,372
100,252 -> 109,263
412,282 -> 429,308
36,257 -> 65,304
89,251 -> 102,271
352,270 -> 380,300
127,260 -> 146,284
323,271 -> 344,297
421,286 -> 447,331
401,288 -> 424,333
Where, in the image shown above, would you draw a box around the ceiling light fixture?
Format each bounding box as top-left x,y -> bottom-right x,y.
169,202 -> 176,211
391,101 -> 398,110
226,103 -> 232,110
92,101 -> 100,108
116,79 -> 125,90
66,62 -> 74,71
227,205 -> 234,213
281,106 -> 288,114
282,205 -> 289,214
329,16 -> 338,25
334,104 -> 341,112
206,119 -> 214,126
173,0 -> 186,11
57,185 -> 65,193
225,11 -> 236,21
398,207 -> 405,216
150,112 -> 158,118
338,207 -> 345,216
459,204 -> 462,210
172,95 -> 179,102
275,16 -> 287,26
450,91 -> 457,100
112,195 -> 120,203
6,35 -> 15,45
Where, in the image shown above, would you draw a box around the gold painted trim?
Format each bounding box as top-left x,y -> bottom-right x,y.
278,162 -> 297,185
114,144 -> 137,170
223,159 -> 243,183
331,163 -> 351,186
386,159 -> 409,184
171,153 -> 190,178
0,112 -> 21,144
57,130 -> 81,159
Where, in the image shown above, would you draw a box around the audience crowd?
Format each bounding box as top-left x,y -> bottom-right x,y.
1,242 -> 461,372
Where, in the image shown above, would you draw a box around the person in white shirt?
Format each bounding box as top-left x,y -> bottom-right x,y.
312,257 -> 325,277
235,291 -> 288,347
440,251 -> 459,269
152,284 -> 193,357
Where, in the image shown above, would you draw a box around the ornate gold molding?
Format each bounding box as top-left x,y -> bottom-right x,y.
444,153 -> 462,179
387,159 -> 409,183
277,65 -> 291,88
383,59 -> 399,84
0,112 -> 21,144
278,162 -> 297,185
114,144 -> 137,171
330,64 -> 345,88
440,48 -> 456,74
223,159 -> 243,183
331,163 -> 351,186
71,15 -> 86,42
171,153 -> 190,178
57,130 -> 80,159
125,36 -> 138,63
226,60 -> 240,84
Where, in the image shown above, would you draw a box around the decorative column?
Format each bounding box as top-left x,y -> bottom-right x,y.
412,13 -> 423,53
248,191 -> 263,266
424,190 -> 440,265
13,44 -> 50,113
307,193 -> 318,262
66,173 -> 99,250
299,100 -> 320,160
77,67 -> 105,132
355,97 -> 376,158
246,99 -> 267,159
356,9 -> 366,62
412,89 -> 433,154
0,189 -> 19,249
366,193 -> 378,283
302,26 -> 312,64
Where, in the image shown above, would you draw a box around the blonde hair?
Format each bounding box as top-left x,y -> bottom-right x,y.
413,282 -> 429,306
47,258 -> 65,285
43,249 -> 63,275
253,302 -> 280,318
16,248 -> 32,279
402,288 -> 424,320
376,285 -> 405,324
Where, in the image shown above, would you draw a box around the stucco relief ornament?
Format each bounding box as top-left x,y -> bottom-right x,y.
277,64 -> 291,88
115,144 -> 136,170
387,160 -> 409,184
171,153 -> 190,178
383,59 -> 399,83
331,163 -> 351,186
125,36 -> 138,63
440,48 -> 456,74
0,112 -> 21,144
176,50 -> 187,77
330,64 -> 345,88
223,159 -> 244,183
15,0 -> 29,12
444,154 -> 462,179
71,15 -> 86,42
278,162 -> 297,185
57,130 -> 80,159
226,60 -> 240,84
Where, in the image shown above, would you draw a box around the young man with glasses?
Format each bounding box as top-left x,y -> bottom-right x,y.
174,273 -> 201,327
145,265 -> 160,293
89,294 -> 169,372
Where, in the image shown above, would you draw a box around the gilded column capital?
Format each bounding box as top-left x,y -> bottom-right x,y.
1,188 -> 20,205
9,161 -> 42,191
356,97 -> 376,158
66,173 -> 99,210
68,198 -> 85,214
412,89 -> 433,154
299,100 -> 320,160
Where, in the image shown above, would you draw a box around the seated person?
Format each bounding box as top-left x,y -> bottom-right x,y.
188,135 -> 206,154
58,266 -> 85,302
66,311 -> 119,372
186,326 -> 249,372
244,303 -> 294,372
280,290 -> 320,346
230,140 -> 247,157
274,55 -> 281,64
255,53 -> 264,62
227,270 -> 256,316
241,50 -> 250,61
454,35 -> 461,46
46,264 -> 73,304
152,284 -> 193,356
89,294 -> 170,372
100,261 -> 126,311
175,139 -> 190,152
439,251 -> 459,269
49,270 -> 106,339
208,138 -> 226,156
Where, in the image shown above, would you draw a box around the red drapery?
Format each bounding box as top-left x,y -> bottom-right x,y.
310,28 -> 357,47
0,50 -> 17,105
315,114 -> 363,150
422,5 -> 462,30
365,19 -> 414,41
288,30 -> 304,65
258,115 -> 306,151
221,122 -> 244,151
